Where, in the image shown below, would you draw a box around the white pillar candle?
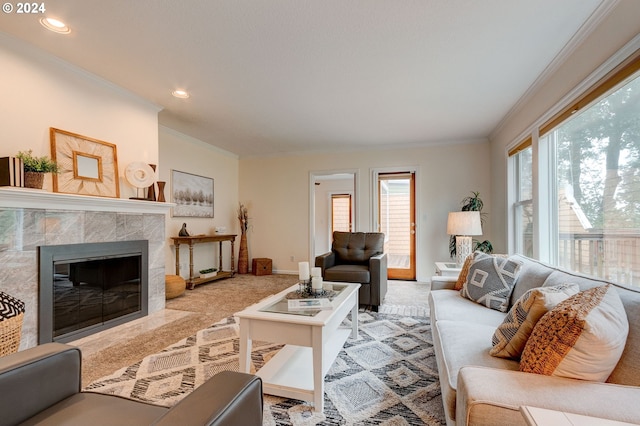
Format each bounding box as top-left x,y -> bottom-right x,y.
298,261 -> 310,280
312,276 -> 322,291
311,267 -> 322,278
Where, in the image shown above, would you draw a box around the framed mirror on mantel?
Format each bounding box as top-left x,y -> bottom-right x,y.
50,127 -> 120,198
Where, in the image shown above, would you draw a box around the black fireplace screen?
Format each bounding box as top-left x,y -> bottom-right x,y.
39,240 -> 148,343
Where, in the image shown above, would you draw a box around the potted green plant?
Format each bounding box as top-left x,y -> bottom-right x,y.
16,150 -> 59,189
449,191 -> 494,257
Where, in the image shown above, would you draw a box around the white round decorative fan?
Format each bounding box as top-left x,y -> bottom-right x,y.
125,162 -> 155,198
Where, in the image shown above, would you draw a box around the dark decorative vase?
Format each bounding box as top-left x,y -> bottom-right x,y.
146,164 -> 157,201
24,172 -> 44,189
238,233 -> 249,274
157,181 -> 166,202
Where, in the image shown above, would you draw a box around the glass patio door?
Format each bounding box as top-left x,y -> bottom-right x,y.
378,172 -> 416,280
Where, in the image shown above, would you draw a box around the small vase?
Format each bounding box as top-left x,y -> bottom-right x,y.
146,164 -> 157,201
157,181 -> 166,202
24,172 -> 44,189
238,233 -> 249,274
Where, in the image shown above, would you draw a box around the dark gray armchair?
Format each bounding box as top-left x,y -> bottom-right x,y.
315,231 -> 387,311
0,343 -> 263,426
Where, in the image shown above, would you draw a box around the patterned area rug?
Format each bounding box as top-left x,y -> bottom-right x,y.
86,312 -> 445,425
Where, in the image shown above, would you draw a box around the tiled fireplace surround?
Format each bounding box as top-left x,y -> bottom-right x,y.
0,188 -> 171,350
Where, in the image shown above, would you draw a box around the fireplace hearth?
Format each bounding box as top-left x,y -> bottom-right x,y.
39,240 -> 149,343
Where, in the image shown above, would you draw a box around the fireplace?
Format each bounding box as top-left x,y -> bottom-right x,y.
39,240 -> 149,343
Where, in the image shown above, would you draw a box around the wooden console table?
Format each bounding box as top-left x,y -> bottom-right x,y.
172,234 -> 237,289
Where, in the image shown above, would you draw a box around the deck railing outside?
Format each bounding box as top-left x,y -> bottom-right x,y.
532,233 -> 640,287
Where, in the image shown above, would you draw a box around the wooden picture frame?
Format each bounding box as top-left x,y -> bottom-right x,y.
50,128 -> 120,198
171,169 -> 214,218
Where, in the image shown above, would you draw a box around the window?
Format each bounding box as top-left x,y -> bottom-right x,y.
331,194 -> 352,232
542,72 -> 640,286
509,47 -> 640,287
511,144 -> 533,257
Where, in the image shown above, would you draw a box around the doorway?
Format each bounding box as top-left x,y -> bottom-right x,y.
310,171 -> 357,260
377,171 -> 416,280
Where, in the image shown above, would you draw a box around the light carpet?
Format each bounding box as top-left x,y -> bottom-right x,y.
86,311 -> 445,425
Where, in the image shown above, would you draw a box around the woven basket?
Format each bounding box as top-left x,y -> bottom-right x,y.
0,313 -> 23,356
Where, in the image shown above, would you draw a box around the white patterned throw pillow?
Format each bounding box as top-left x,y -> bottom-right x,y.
461,252 -> 523,312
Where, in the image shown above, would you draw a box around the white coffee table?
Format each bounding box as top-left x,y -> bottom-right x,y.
236,282 -> 360,412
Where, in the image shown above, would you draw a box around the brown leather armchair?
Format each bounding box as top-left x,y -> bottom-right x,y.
0,343 -> 263,426
315,231 -> 387,311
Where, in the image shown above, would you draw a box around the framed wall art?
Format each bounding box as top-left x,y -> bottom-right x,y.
171,169 -> 214,218
50,128 -> 120,198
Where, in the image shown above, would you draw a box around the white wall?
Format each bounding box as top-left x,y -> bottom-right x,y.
489,1 -> 640,252
0,33 -> 160,196
240,141 -> 491,281
159,126 -> 239,276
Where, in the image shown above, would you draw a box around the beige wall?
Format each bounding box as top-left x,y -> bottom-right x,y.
240,141 -> 491,281
159,126 -> 239,276
0,33 -> 159,197
490,1 -> 640,252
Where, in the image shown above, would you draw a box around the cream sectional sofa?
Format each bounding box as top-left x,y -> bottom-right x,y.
429,254 -> 640,426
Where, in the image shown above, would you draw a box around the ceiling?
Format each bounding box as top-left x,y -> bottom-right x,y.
0,0 -> 606,158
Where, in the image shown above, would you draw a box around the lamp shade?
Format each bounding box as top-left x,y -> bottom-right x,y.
447,211 -> 482,236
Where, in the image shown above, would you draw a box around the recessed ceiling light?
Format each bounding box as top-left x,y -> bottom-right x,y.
40,17 -> 71,34
172,89 -> 190,99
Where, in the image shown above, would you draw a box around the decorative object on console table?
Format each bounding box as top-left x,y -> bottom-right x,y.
50,127 -> 120,198
447,211 -> 482,266
0,291 -> 25,356
15,150 -> 59,189
179,223 -> 190,237
199,268 -> 218,279
171,169 -> 214,217
0,157 -> 24,187
125,162 -> 156,200
237,203 -> 249,274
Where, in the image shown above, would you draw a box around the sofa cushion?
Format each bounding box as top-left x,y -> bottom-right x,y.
324,264 -> 370,284
508,254 -> 557,306
433,320 -> 520,422
429,290 -> 506,327
490,283 -> 579,359
456,366 -> 640,426
520,284 -> 629,382
461,253 -> 523,312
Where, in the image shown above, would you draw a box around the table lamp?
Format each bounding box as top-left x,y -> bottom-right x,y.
447,211 -> 482,266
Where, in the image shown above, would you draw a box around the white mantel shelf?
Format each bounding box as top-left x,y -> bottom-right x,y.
0,187 -> 174,214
